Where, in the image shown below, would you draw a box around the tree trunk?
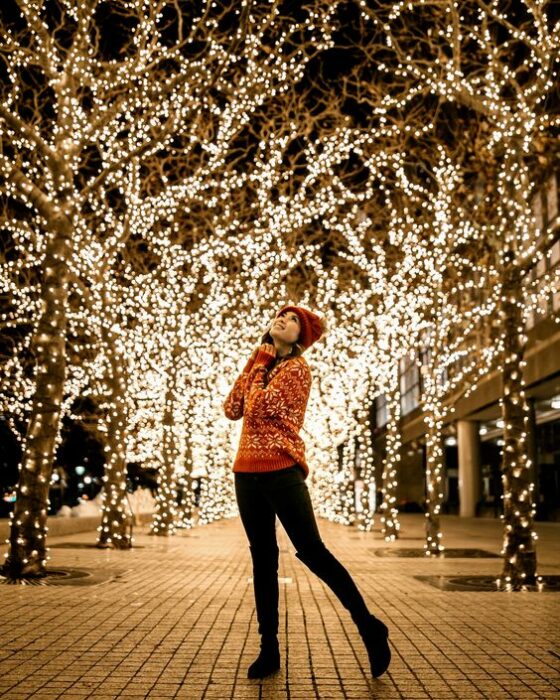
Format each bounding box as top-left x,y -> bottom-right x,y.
355,408 -> 376,532
96,319 -> 133,549
424,406 -> 445,555
339,438 -> 356,526
3,216 -> 72,579
150,355 -> 178,536
176,439 -> 197,528
499,263 -> 538,588
381,370 -> 401,540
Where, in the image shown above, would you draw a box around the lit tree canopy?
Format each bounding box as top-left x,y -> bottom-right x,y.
1,0 -> 559,588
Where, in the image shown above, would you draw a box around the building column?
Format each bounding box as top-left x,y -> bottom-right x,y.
457,420 -> 481,518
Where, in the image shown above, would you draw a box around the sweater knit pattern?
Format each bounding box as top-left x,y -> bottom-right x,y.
223,356 -> 312,478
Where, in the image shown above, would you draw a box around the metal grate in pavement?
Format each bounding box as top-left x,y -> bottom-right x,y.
414,574 -> 560,591
373,547 -> 500,557
49,542 -> 147,549
0,567 -> 128,586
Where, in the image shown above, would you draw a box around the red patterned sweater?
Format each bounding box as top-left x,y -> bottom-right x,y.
223,356 -> 312,478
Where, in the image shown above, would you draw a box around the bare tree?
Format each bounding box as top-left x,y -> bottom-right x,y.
0,0 -> 343,578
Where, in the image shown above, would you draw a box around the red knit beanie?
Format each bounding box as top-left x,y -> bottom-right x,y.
276,305 -> 325,350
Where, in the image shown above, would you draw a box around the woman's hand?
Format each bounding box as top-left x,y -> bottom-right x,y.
252,343 -> 276,370
242,347 -> 259,374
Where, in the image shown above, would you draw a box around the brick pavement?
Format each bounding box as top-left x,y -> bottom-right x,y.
0,513 -> 559,700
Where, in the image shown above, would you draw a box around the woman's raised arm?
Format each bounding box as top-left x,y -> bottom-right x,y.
223,348 -> 259,420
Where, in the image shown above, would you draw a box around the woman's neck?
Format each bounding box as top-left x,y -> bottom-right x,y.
273,339 -> 293,358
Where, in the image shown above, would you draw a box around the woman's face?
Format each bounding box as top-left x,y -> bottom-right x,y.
269,310 -> 301,346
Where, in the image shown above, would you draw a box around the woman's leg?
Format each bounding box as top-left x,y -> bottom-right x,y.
266,468 -> 370,626
234,473 -> 279,639
266,467 -> 391,678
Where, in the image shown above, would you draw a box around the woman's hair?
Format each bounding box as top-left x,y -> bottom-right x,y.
260,328 -> 304,357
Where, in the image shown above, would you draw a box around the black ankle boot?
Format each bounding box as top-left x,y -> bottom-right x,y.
357,615 -> 391,678
247,636 -> 280,679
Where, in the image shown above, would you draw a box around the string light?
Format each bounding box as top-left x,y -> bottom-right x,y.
0,1 -> 557,588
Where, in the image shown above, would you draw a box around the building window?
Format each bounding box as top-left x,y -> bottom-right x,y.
400,351 -> 420,416
375,393 -> 388,428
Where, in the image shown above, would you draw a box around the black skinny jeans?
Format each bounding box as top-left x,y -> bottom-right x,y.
234,465 -> 371,639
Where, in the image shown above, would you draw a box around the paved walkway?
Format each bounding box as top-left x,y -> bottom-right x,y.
1,513 -> 559,700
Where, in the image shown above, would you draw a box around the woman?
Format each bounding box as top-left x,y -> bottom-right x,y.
223,305 -> 391,680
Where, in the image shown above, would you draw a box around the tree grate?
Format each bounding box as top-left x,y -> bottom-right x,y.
0,567 -> 128,586
372,547 -> 500,558
414,575 -> 560,592
48,542 -> 146,549
351,535 -> 425,540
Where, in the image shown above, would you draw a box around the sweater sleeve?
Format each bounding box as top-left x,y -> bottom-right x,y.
223,372 -> 251,421
245,358 -> 311,423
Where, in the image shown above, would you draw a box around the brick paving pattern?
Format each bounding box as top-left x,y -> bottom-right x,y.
1,513 -> 559,699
